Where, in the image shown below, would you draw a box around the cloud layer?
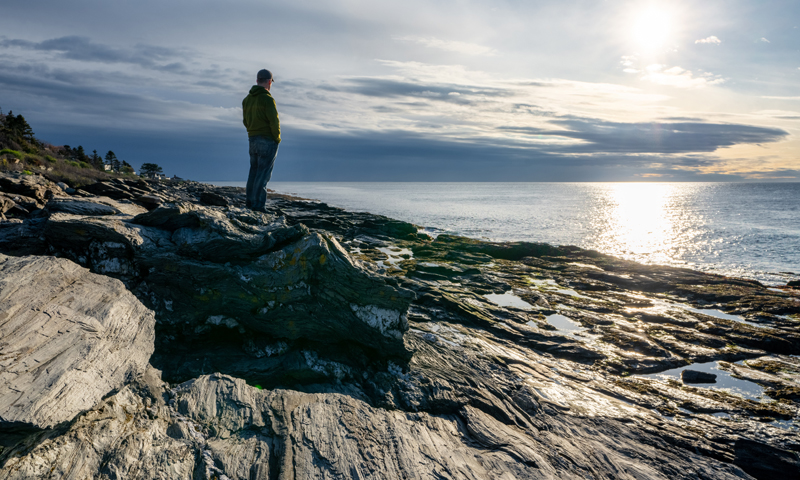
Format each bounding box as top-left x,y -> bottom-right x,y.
1,0 -> 798,181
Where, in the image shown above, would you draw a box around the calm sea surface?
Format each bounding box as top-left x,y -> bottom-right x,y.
214,182 -> 800,286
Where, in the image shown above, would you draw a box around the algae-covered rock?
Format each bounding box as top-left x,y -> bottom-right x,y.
44,202 -> 414,359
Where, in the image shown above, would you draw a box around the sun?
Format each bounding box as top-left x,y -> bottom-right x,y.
631,6 -> 673,53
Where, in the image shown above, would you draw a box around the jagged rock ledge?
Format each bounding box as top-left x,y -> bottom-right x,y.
0,172 -> 798,479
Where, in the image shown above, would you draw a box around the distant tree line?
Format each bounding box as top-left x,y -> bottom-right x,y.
56,146 -> 134,173
1,108 -> 164,179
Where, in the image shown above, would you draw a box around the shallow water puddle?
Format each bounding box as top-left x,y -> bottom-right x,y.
567,262 -> 604,271
684,307 -> 766,328
685,307 -> 742,322
529,277 -> 593,299
376,247 -> 413,267
623,294 -> 765,328
528,313 -> 596,340
770,418 -> 799,430
546,314 -> 584,333
484,291 -> 534,310
640,361 -> 765,401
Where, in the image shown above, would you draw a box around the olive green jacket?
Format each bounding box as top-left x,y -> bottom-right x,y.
242,86 -> 281,143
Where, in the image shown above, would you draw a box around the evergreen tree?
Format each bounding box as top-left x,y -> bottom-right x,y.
140,163 -> 163,178
90,149 -> 103,170
105,150 -> 120,172
2,111 -> 35,143
120,160 -> 135,174
74,145 -> 89,163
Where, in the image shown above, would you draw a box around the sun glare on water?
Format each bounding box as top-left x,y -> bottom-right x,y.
591,183 -> 689,266
630,6 -> 674,53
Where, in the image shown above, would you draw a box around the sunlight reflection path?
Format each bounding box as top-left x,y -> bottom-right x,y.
587,183 -> 702,267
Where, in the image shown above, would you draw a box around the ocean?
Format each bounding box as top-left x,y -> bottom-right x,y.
213,182 -> 800,286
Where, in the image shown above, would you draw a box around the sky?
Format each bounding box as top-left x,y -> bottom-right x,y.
1,0 -> 798,181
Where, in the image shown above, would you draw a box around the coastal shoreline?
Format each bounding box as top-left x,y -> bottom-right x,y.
0,172 -> 798,479
224,181 -> 800,287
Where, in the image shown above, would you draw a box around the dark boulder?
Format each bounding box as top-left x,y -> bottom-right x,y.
199,190 -> 229,207
134,194 -> 164,210
681,369 -> 717,384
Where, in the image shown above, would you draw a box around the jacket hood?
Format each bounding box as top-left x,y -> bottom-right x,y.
248,85 -> 270,96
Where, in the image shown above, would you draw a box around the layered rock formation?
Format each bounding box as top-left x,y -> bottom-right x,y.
0,171 -> 798,479
0,254 -> 154,434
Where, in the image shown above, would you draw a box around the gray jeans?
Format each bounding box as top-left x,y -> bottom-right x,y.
246,136 -> 279,211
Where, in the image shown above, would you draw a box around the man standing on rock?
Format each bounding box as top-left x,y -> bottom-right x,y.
242,69 -> 281,212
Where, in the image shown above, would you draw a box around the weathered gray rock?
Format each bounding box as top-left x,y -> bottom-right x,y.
47,196 -> 146,217
133,203 -> 307,262
0,254 -> 155,430
0,192 -> 40,214
80,181 -> 132,200
0,195 -> 14,214
46,197 -> 121,216
1,372 -> 755,479
0,369 -> 197,480
81,179 -> 152,200
0,173 -> 62,204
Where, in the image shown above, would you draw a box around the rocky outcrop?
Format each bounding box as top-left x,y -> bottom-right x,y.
41,200 -> 415,364
80,178 -> 152,200
0,367 -> 195,480
0,173 -> 63,206
0,254 -> 155,431
1,172 -> 799,479
0,372 -> 760,480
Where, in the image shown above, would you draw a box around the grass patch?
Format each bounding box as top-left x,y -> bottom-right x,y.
0,148 -> 23,159
42,163 -> 116,187
44,155 -> 56,163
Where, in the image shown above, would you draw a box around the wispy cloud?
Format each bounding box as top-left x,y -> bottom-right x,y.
499,119 -> 787,154
0,36 -> 191,72
761,96 -> 800,100
753,109 -> 800,120
759,37 -> 771,43
620,55 -> 639,73
695,36 -> 721,45
640,64 -> 725,89
393,35 -> 496,56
